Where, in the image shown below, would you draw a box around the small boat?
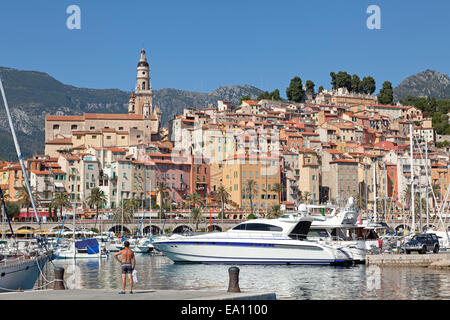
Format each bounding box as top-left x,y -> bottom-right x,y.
134,238 -> 155,254
55,239 -> 107,259
152,216 -> 353,265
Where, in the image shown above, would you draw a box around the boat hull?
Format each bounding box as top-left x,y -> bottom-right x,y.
153,239 -> 352,265
0,254 -> 49,292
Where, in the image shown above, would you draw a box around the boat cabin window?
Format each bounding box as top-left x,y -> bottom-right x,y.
307,229 -> 329,237
232,223 -> 283,232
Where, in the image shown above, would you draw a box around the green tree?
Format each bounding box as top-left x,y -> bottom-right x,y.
330,72 -> 337,89
239,95 -> 251,104
286,76 -> 304,102
351,74 -> 361,93
270,89 -> 282,100
86,187 -> 108,229
305,80 -> 315,97
156,182 -> 168,218
335,71 -> 352,91
266,204 -> 282,219
214,185 -> 230,217
271,183 -> 284,204
318,86 -> 324,94
360,76 -> 376,95
257,91 -> 270,100
18,185 -> 39,217
244,179 -> 258,216
51,192 -> 68,222
121,198 -> 139,222
299,191 -> 311,204
378,81 -> 394,105
191,207 -> 203,231
186,192 -> 204,210
257,90 -> 282,101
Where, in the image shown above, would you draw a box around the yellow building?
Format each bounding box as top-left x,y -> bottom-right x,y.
222,154 -> 280,215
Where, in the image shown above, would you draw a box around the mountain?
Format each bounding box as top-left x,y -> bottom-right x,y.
0,66 -> 263,161
394,69 -> 450,101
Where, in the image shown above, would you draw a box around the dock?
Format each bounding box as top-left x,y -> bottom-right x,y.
366,252 -> 450,268
0,289 -> 277,300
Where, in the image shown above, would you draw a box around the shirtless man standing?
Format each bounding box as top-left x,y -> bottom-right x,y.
114,241 -> 136,294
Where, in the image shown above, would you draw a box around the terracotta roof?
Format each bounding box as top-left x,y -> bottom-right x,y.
46,113 -> 145,121
30,170 -> 50,175
45,138 -> 72,145
242,100 -> 259,106
46,115 -> 84,121
330,159 -> 358,164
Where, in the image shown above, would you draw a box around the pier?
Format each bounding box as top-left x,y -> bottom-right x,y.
366,252 -> 450,268
0,289 -> 276,300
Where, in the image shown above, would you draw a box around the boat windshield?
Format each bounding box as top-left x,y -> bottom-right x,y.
307,229 -> 329,238
232,223 -> 283,232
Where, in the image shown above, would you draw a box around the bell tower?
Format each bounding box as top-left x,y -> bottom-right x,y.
129,48 -> 153,117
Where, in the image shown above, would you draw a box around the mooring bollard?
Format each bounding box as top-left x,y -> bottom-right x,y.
53,266 -> 65,290
227,266 -> 241,293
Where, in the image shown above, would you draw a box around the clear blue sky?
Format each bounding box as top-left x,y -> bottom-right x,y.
0,0 -> 448,96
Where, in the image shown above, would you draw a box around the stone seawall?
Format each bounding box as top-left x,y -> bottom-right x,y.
366,253 -> 450,269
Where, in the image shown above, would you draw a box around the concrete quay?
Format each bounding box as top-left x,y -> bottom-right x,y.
366,252 -> 450,269
0,289 -> 277,300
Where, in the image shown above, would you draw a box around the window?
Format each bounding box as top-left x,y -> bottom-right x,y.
88,164 -> 94,170
53,124 -> 59,130
71,125 -> 77,130
232,223 -> 282,232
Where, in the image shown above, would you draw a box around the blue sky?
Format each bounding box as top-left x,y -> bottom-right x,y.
0,0 -> 448,96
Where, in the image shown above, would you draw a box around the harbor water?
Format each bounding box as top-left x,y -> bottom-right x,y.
39,254 -> 450,300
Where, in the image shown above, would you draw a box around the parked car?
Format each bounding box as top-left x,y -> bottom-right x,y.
404,233 -> 440,254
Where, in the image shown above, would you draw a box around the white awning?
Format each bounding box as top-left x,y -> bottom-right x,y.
54,182 -> 64,188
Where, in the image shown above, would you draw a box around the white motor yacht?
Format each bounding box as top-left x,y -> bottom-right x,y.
152,216 -> 352,265
296,199 -> 383,263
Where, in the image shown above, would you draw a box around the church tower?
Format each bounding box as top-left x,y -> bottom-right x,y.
129,48 -> 153,117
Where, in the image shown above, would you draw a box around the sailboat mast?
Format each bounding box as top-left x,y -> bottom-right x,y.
373,159 -> 377,222
0,79 -> 40,225
425,139 -> 429,229
409,123 -> 415,233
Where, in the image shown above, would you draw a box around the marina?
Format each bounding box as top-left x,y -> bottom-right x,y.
1,253 -> 448,300
0,2 -> 449,303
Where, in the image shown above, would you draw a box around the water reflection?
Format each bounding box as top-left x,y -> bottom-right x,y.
49,255 -> 450,300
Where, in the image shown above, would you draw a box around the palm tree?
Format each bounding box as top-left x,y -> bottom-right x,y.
214,185 -> 230,218
18,185 -> 39,218
86,187 -> 108,229
156,182 -> 168,218
244,179 -> 258,216
272,183 -> 284,204
266,204 -> 282,219
191,207 -> 203,231
186,192 -> 204,210
51,192 -> 68,222
299,191 -> 311,204
354,193 -> 365,212
121,198 -> 139,222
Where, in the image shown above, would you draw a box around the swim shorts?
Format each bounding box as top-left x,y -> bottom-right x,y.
121,263 -> 133,274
